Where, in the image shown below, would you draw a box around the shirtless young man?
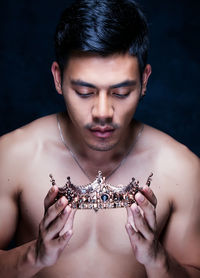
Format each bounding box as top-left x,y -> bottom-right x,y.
0,0 -> 199,277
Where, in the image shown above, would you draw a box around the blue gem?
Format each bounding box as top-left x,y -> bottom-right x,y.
101,194 -> 108,202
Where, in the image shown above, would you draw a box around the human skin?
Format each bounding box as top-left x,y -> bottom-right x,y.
0,53 -> 199,278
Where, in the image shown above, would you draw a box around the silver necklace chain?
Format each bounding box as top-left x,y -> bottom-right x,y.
56,114 -> 144,182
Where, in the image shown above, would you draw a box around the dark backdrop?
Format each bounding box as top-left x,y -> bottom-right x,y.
0,0 -> 199,156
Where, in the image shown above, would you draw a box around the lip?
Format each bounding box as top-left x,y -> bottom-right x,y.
90,127 -> 115,139
90,126 -> 115,132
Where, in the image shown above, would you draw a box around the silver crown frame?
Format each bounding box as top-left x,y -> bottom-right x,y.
49,171 -> 153,212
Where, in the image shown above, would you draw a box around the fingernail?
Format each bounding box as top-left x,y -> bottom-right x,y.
64,230 -> 72,239
63,206 -> 71,215
63,232 -> 68,240
58,197 -> 64,207
50,186 -> 55,193
62,207 -> 68,214
137,193 -> 145,202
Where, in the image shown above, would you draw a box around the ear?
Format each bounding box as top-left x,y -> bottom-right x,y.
141,64 -> 152,97
51,61 -> 62,95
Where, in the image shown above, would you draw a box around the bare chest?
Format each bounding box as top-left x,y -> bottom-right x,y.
16,153 -> 171,277
17,170 -> 169,250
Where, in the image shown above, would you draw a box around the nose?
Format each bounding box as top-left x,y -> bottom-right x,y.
92,92 -> 114,122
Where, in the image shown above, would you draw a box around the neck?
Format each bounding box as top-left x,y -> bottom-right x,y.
57,112 -> 142,180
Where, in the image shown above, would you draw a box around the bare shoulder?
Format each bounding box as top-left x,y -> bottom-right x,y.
0,114 -> 57,191
0,114 -> 57,159
143,124 -> 200,200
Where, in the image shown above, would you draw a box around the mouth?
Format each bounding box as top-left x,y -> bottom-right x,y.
89,126 -> 115,139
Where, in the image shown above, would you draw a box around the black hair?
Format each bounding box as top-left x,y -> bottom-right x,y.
54,0 -> 149,80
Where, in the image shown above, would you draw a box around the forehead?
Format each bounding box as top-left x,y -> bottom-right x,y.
63,53 -> 140,86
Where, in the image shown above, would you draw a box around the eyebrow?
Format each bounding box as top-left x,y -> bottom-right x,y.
110,80 -> 137,89
70,79 -> 137,89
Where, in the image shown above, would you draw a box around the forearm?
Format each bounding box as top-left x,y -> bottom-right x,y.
0,240 -> 44,278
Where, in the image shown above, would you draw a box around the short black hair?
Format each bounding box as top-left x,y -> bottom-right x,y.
54,0 -> 149,79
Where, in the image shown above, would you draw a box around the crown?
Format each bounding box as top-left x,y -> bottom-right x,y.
49,171 -> 153,212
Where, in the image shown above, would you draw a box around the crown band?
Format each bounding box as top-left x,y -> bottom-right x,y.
49,171 -> 153,212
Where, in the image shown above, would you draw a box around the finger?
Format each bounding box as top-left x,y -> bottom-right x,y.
43,196 -> 68,228
135,192 -> 156,232
44,186 -> 59,212
45,205 -> 72,241
131,203 -> 154,241
57,229 -> 73,247
59,208 -> 77,237
141,185 -> 157,207
125,222 -> 143,249
126,207 -> 138,232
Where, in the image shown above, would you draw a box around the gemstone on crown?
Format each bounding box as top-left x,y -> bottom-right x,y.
49,171 -> 153,212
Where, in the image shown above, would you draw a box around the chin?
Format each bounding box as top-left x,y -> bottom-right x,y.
86,141 -> 118,152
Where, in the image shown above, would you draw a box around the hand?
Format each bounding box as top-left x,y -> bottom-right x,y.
34,186 -> 76,267
126,185 -> 163,267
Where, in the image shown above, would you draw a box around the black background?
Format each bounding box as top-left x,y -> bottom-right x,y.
0,0 -> 199,156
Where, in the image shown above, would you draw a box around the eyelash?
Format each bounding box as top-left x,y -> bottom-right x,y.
112,92 -> 131,98
75,90 -> 131,98
75,90 -> 94,98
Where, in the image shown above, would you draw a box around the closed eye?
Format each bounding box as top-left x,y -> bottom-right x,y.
112,91 -> 131,98
75,90 -> 94,98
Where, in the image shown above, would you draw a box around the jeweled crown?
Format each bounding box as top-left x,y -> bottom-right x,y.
49,171 -> 153,212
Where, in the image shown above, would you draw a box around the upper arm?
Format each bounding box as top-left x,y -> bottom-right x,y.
0,133 -> 22,249
162,146 -> 200,270
0,195 -> 18,248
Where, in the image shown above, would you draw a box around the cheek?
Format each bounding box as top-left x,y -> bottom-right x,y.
64,96 -> 91,123
115,98 -> 139,122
